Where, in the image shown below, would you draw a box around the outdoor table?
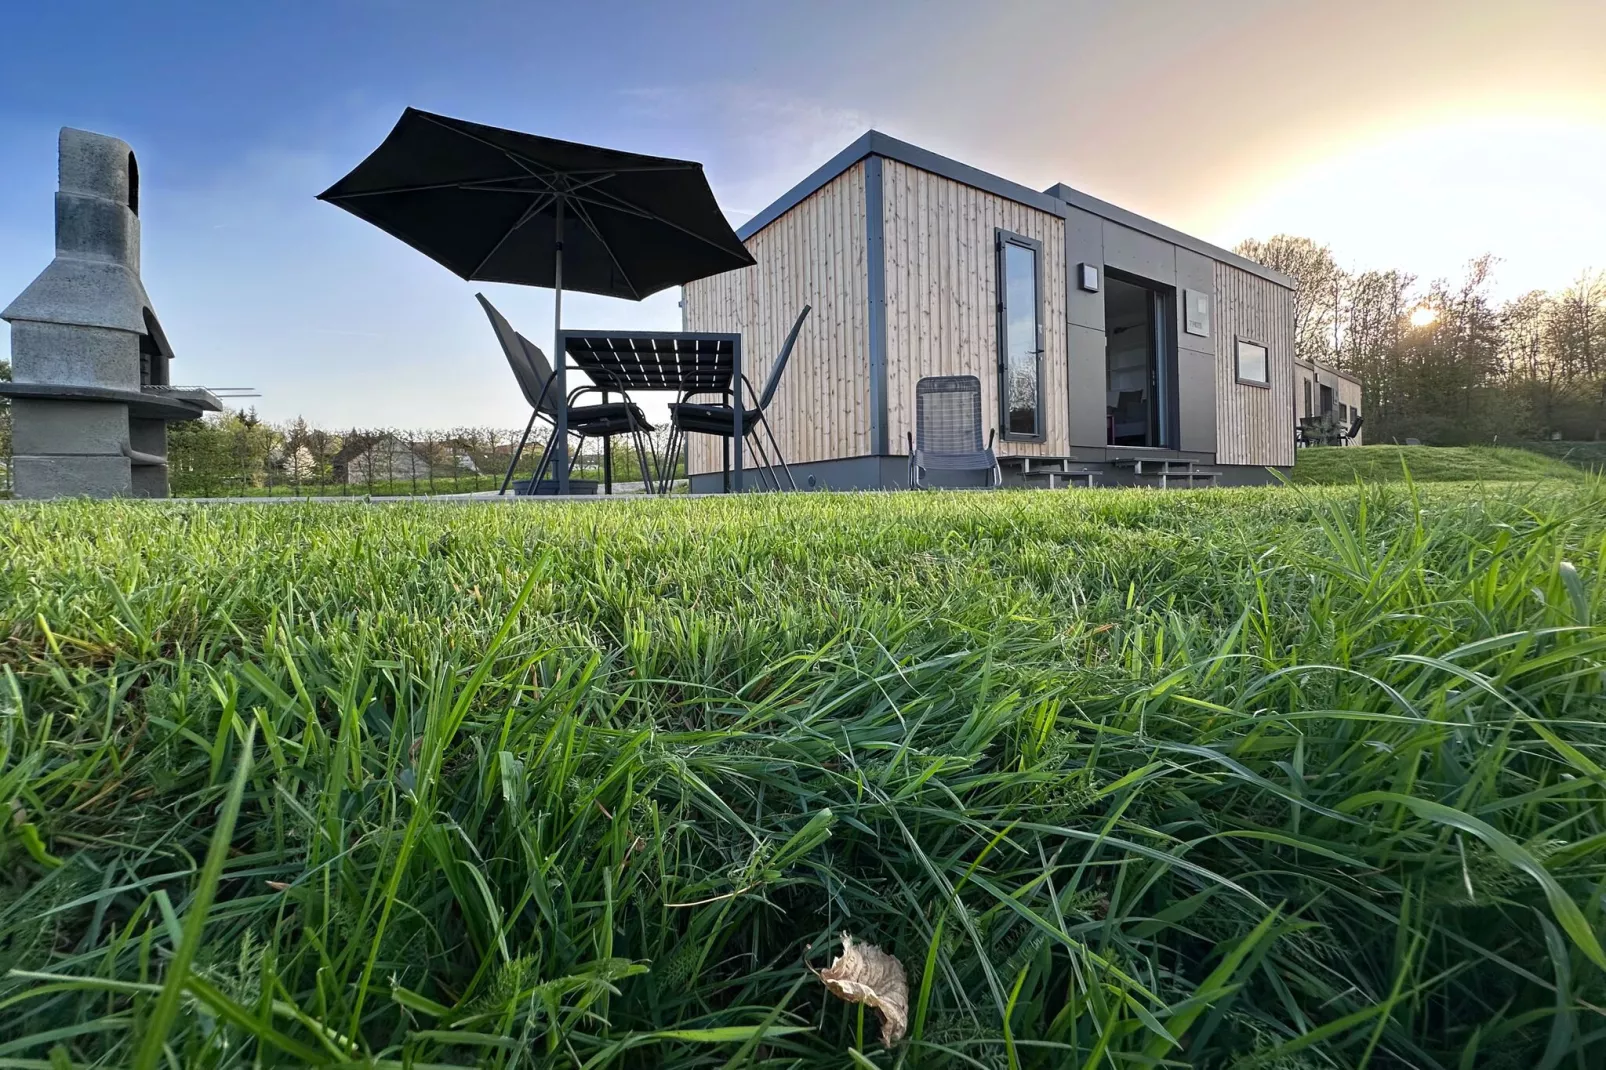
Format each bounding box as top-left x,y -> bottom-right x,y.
554,330 -> 745,493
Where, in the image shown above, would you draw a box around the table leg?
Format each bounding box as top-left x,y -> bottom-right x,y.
732,339 -> 744,493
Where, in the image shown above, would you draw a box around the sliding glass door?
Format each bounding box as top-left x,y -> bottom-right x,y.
1104,273 -> 1176,448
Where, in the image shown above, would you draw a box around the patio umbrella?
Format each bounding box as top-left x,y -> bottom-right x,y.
317,107 -> 755,490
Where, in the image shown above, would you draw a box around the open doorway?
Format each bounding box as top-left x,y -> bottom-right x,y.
1104,274 -> 1174,447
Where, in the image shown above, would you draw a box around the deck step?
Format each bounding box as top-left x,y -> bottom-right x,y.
1021,469 -> 1097,489
1003,456 -> 1100,488
1109,458 -> 1220,488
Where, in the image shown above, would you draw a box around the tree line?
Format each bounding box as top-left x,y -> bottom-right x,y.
1234,236 -> 1605,443
162,412 -> 676,497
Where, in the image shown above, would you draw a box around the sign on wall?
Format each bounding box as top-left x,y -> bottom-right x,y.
1184,289 -> 1211,336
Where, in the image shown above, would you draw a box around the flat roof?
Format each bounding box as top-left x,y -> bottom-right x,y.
735,130 -> 1293,288
1294,357 -> 1362,385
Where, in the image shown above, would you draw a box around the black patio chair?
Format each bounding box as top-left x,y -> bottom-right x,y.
662,304 -> 810,492
1340,415 -> 1363,445
907,374 -> 1000,489
477,294 -> 657,495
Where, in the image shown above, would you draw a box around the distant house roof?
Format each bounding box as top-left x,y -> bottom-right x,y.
330,433 -> 392,467
734,130 -> 1293,288
331,432 -> 434,466
1294,357 -> 1363,386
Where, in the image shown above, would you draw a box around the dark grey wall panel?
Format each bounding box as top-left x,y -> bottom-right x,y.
1177,347 -> 1217,454
1103,222 -> 1176,286
1175,248 -> 1216,356
1066,323 -> 1109,448
1064,207 -> 1105,331
688,455 -> 888,493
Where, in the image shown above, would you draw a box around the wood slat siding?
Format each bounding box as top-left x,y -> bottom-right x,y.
680,162 -> 870,475
881,160 -> 1070,456
1214,263 -> 1296,467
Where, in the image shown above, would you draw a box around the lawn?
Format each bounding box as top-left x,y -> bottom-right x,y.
2,483 -> 1605,1067
1291,444 -> 1584,484
1519,440 -> 1606,474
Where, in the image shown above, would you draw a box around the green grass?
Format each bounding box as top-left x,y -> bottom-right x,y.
1292,444 -> 1584,484
1518,441 -> 1606,474
3,482 -> 1606,1067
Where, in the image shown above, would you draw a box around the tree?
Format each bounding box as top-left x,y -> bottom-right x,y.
1234,235 -> 1345,366
1547,271 -> 1606,438
1500,290 -> 1557,433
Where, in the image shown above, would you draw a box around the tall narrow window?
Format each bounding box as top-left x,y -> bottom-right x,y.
997,231 -> 1043,439
1303,378 -> 1313,417
127,153 -> 139,216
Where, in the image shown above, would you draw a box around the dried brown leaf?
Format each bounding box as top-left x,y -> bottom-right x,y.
813,932 -> 909,1046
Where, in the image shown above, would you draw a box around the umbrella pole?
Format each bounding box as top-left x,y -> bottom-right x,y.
553,199 -> 568,495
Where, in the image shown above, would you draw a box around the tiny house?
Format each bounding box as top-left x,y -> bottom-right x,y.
1294,358 -> 1364,443
682,131 -> 1297,490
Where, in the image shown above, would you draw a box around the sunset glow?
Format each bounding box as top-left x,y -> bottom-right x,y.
1410,306 -> 1440,328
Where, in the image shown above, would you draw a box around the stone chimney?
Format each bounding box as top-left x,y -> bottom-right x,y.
2,127 -> 219,498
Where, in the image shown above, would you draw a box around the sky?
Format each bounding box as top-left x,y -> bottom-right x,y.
1,0 -> 1602,429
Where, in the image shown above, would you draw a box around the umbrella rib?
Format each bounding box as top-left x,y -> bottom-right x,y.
468,192 -> 560,278
326,175 -> 528,198
567,198 -> 642,299
570,184 -> 744,255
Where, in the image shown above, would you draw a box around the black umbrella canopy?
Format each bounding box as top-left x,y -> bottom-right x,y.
317,108 -> 755,300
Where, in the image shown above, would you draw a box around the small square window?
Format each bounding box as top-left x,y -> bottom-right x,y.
1236,340 -> 1269,386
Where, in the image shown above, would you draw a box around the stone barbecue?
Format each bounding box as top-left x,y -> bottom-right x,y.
1,127 -> 220,498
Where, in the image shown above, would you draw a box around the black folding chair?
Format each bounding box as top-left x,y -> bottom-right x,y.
477,294 -> 657,494
663,305 -> 810,493
907,374 -> 1000,489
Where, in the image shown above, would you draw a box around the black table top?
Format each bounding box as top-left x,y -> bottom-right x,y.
560,330 -> 739,393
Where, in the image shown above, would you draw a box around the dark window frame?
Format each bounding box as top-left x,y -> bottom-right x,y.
1235,337 -> 1270,389
1303,376 -> 1312,417
995,228 -> 1046,442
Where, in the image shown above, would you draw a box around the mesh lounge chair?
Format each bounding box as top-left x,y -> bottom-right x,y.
663,304 -> 810,492
1340,415 -> 1363,445
476,293 -> 656,494
907,374 -> 1001,489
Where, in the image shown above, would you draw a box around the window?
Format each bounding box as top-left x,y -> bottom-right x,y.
1236,339 -> 1269,387
127,152 -> 139,216
997,231 -> 1043,439
1338,402 -> 1349,426
1303,378 -> 1313,417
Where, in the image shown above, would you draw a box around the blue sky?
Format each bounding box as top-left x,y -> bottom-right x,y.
2,1 -> 1602,428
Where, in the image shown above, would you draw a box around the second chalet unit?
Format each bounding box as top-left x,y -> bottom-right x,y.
682,131 -> 1298,489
